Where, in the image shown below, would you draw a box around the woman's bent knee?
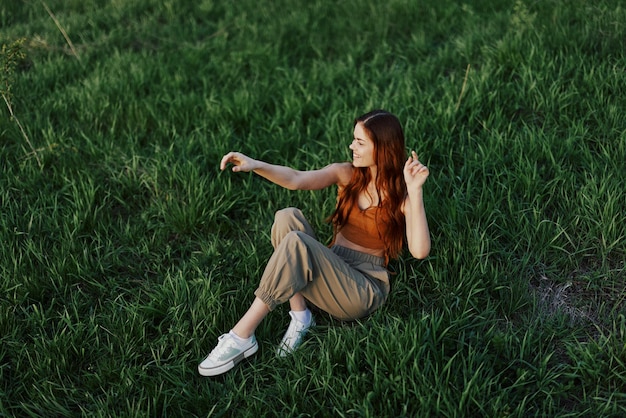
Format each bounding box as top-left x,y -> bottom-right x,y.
271,208 -> 315,247
274,207 -> 302,223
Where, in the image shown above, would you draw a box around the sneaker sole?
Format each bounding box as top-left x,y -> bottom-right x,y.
198,342 -> 259,377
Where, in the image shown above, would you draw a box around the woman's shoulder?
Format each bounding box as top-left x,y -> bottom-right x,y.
324,162 -> 353,187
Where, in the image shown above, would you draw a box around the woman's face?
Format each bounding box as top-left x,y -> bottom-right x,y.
350,122 -> 376,168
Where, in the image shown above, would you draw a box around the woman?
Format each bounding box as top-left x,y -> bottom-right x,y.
199,110 -> 431,377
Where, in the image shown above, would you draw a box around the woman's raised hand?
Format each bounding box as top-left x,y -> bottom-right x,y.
220,152 -> 258,173
404,150 -> 429,191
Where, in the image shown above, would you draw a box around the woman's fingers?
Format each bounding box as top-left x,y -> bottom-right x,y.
219,152 -> 235,171
220,152 -> 246,171
220,151 -> 255,173
405,151 -> 424,171
404,150 -> 429,182
405,151 -> 418,166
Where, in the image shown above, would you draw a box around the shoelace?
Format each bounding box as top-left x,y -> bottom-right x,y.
283,322 -> 306,343
209,336 -> 235,359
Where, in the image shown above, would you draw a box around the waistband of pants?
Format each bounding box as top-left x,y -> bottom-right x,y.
331,245 -> 386,267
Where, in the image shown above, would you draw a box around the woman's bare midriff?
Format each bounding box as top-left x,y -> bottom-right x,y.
333,232 -> 385,259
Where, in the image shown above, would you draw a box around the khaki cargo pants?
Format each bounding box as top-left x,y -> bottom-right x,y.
254,208 -> 390,321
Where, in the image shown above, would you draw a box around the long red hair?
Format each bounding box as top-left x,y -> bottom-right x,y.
330,110 -> 407,260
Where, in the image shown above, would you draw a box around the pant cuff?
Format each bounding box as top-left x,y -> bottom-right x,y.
254,288 -> 278,311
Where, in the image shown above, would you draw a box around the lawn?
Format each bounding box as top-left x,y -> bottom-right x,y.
1,0 -> 625,416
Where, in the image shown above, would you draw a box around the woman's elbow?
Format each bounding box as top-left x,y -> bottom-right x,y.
284,172 -> 304,190
409,243 -> 430,259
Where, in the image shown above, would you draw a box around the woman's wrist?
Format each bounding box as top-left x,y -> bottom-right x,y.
407,186 -> 424,199
251,159 -> 264,173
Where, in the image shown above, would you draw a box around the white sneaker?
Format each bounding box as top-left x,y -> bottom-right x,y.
198,333 -> 258,376
276,311 -> 315,357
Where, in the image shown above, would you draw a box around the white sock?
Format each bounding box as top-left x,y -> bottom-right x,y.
229,330 -> 252,345
291,308 -> 312,325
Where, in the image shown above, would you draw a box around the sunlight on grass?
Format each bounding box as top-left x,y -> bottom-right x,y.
1,0 -> 625,416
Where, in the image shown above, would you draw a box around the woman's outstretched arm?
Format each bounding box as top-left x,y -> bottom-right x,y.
220,151 -> 353,190
402,151 -> 431,259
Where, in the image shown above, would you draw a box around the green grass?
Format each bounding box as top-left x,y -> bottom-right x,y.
1,0 -> 625,416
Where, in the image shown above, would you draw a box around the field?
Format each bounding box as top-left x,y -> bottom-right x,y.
1,0 -> 625,416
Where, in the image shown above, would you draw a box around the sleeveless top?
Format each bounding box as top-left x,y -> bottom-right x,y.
337,205 -> 388,251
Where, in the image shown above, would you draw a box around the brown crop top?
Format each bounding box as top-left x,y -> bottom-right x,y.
337,206 -> 388,251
